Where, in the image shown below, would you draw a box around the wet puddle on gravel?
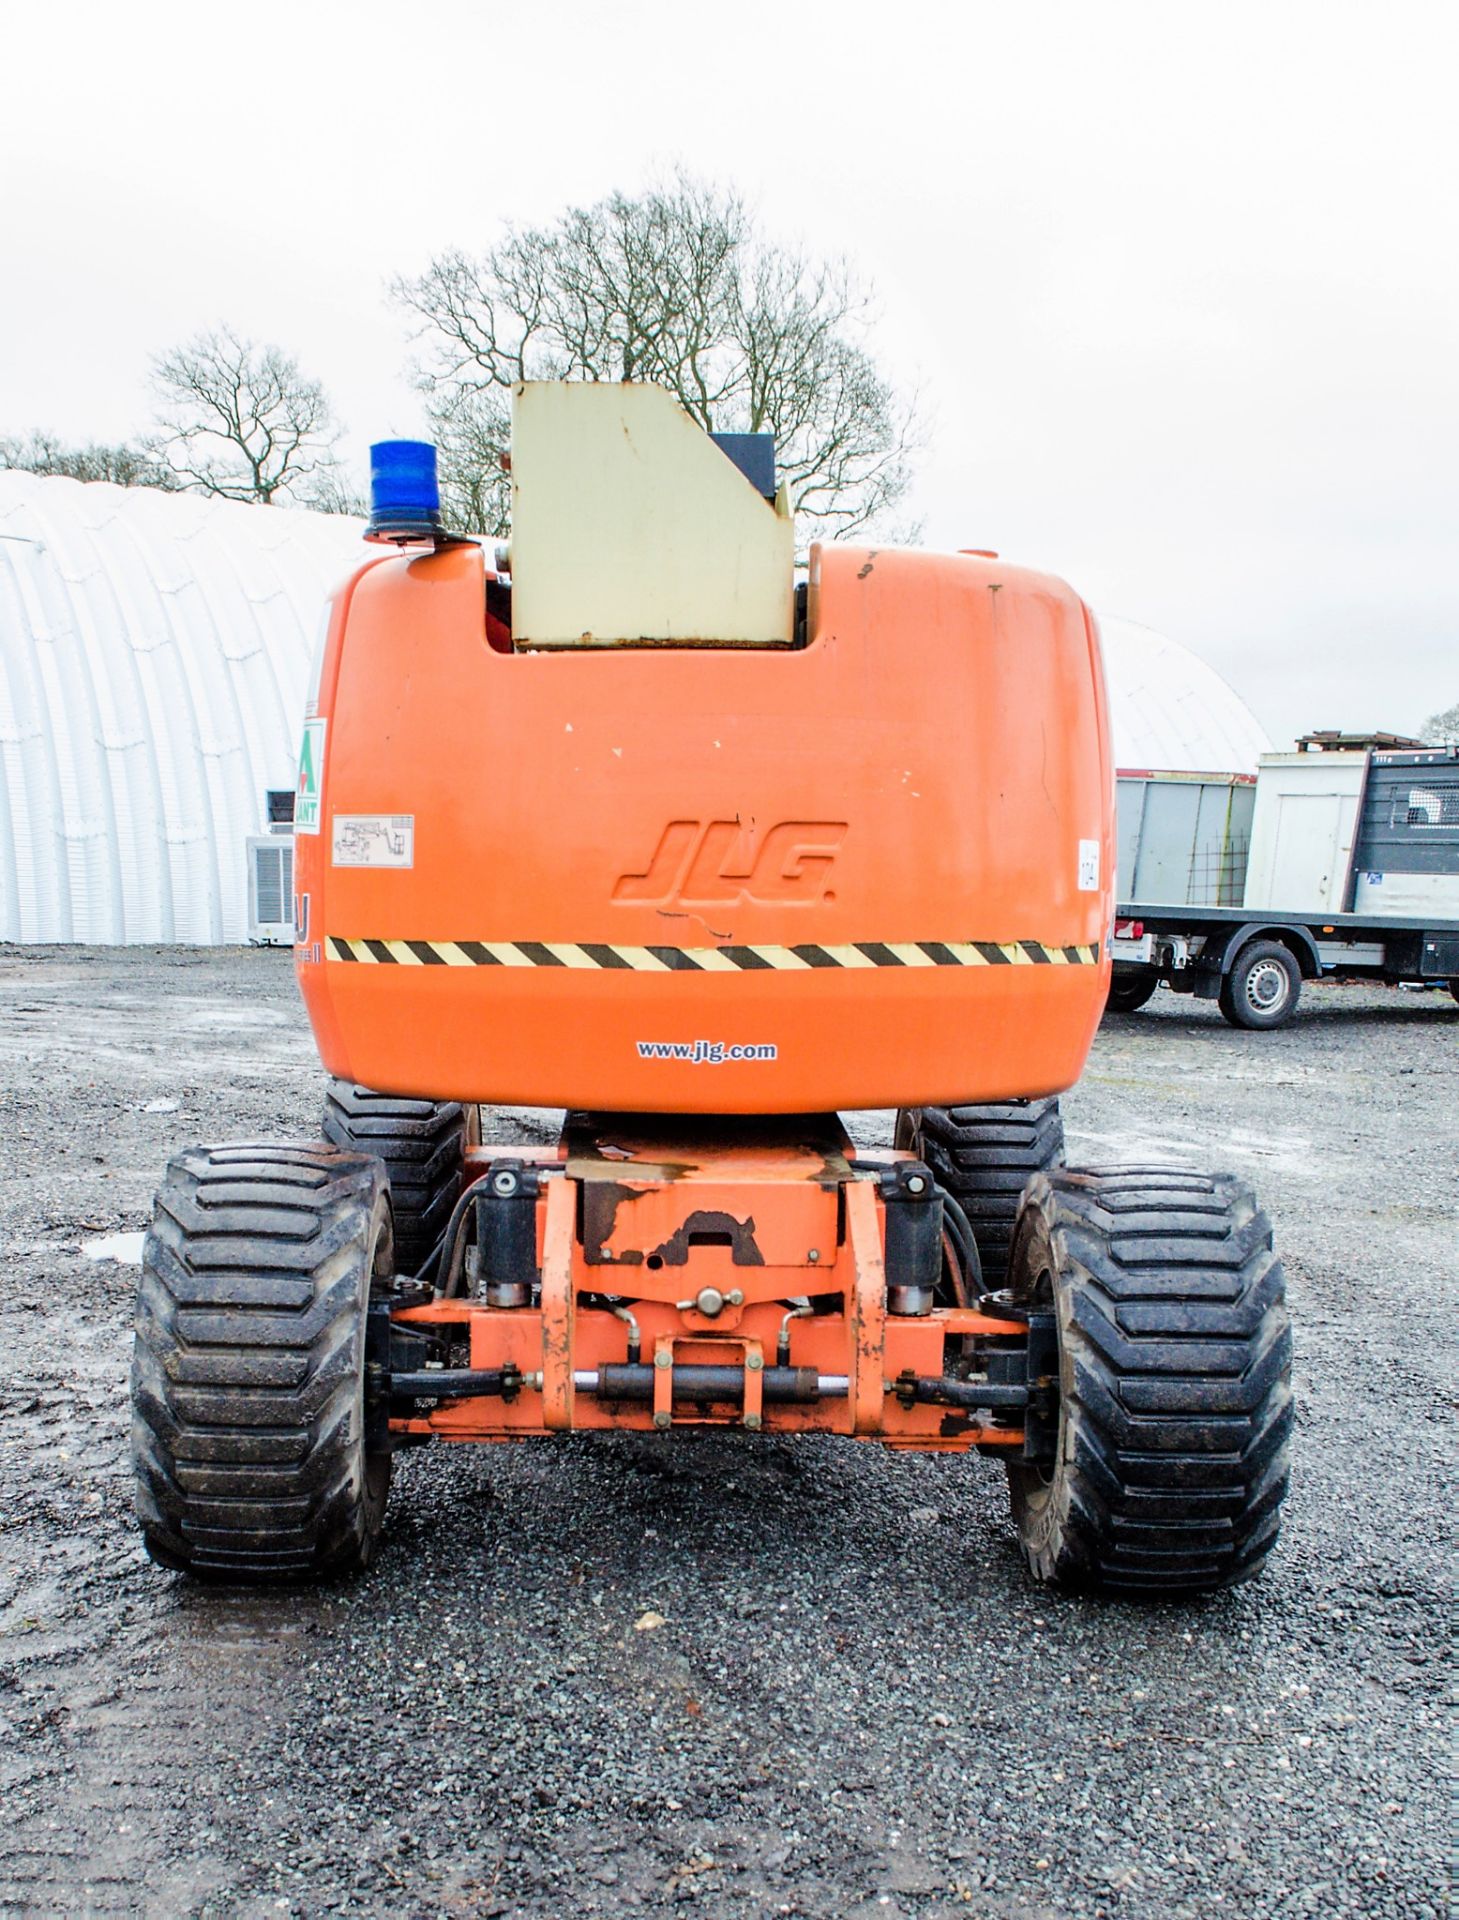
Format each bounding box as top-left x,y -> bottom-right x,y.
1067,1123 -> 1316,1173
167,1001 -> 292,1033
82,1231 -> 145,1264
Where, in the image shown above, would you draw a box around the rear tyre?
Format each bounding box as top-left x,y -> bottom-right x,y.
1449,979 -> 1459,1005
1005,1166 -> 1292,1594
131,1145 -> 393,1582
1106,967 -> 1159,1014
895,1098 -> 1064,1290
1218,939 -> 1302,1030
322,1081 -> 478,1277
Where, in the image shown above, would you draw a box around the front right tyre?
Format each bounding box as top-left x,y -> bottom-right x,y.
1005,1166 -> 1292,1594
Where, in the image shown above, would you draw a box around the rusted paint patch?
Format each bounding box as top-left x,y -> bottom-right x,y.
580,1179 -> 641,1264
647,1208 -> 765,1268
569,1116 -> 850,1266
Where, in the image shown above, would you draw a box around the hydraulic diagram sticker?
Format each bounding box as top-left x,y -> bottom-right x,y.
295,718 -> 326,834
1078,839 -> 1101,891
332,815 -> 415,868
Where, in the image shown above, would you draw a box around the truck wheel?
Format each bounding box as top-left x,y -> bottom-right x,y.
1005,1167 -> 1291,1594
1219,939 -> 1302,1030
1449,979 -> 1459,1005
895,1098 -> 1064,1289
1107,968 -> 1159,1014
131,1145 -> 393,1582
322,1081 -> 478,1277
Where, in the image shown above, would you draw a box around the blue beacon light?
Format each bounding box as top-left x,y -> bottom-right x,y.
365,439 -> 445,544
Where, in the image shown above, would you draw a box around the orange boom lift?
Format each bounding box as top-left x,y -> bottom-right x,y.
131,384 -> 1292,1593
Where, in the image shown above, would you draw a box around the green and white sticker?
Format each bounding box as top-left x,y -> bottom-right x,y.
296,717 -> 326,834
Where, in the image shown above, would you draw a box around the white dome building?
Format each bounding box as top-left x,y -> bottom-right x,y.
0,472 -> 363,943
0,472 -> 1270,943
1098,613 -> 1270,775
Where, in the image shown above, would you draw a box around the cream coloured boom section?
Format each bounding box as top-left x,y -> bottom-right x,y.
508,381 -> 796,648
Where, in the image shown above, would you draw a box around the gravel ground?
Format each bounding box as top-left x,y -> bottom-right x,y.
0,946 -> 1453,1919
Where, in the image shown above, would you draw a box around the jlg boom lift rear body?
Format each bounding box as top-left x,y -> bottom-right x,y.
131,384 -> 1292,1593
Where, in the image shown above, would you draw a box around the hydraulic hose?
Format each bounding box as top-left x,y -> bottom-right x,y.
932,1183 -> 982,1297
427,1182 -> 481,1297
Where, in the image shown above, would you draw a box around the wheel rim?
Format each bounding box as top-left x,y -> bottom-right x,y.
1244,959 -> 1290,1014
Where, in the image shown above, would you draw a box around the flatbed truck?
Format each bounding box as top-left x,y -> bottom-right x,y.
1111,744 -> 1459,1028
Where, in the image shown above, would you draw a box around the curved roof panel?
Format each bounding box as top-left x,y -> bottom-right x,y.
1098,613 -> 1271,776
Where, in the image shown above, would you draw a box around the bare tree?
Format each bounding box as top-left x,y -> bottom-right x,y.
426,385 -> 512,537
1420,700 -> 1459,745
297,465 -> 370,518
0,430 -> 177,489
394,173 -> 919,541
148,328 -> 345,505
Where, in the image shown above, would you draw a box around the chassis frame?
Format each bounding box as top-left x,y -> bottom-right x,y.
365,1114 -> 1056,1460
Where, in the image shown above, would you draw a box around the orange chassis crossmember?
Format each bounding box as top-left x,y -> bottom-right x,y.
375,1117 -> 1046,1456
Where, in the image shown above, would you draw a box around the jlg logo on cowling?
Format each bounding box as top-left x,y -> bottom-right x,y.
614,820 -> 848,909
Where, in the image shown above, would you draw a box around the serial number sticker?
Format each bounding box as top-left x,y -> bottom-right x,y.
332,815 -> 414,869
1078,839 -> 1101,891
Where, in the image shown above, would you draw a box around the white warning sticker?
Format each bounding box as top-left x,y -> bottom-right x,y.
332,815 -> 415,869
1078,839 -> 1101,892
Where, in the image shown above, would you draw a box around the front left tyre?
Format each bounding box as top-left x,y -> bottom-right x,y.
131,1144 -> 393,1582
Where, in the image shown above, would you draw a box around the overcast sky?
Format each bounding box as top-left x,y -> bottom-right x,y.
2,0 -> 1454,747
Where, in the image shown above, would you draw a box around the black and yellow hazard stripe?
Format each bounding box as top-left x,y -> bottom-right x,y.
325,936 -> 1101,971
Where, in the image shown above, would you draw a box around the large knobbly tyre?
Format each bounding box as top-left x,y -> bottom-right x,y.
1218,938 -> 1302,1030
131,1145 -> 393,1582
1006,1167 -> 1292,1595
896,1098 -> 1065,1289
322,1081 -> 477,1276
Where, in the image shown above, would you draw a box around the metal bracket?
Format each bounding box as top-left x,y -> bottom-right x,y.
651,1334 -> 766,1429
538,1175 -> 577,1431
1021,1310 -> 1059,1463
846,1178 -> 887,1434
652,1338 -> 674,1429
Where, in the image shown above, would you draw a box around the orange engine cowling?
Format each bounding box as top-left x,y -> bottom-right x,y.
294,540 -> 1113,1112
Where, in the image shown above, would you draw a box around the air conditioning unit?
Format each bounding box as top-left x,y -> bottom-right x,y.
265,788 -> 297,834
247,835 -> 295,945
